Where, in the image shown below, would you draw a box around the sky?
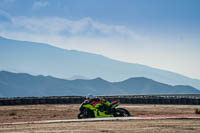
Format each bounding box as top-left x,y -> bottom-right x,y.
0,0 -> 200,79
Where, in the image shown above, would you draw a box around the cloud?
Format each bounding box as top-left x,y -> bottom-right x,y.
32,1 -> 49,9
0,12 -> 200,79
3,15 -> 140,40
0,14 -> 144,61
0,12 -> 152,58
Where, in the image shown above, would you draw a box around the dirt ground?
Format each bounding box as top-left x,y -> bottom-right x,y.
1,119 -> 200,133
0,104 -> 199,123
0,104 -> 200,132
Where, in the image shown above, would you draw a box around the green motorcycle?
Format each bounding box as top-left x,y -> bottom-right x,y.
77,101 -> 130,119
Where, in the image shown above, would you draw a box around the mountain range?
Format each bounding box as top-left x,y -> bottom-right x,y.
0,71 -> 199,97
0,36 -> 200,90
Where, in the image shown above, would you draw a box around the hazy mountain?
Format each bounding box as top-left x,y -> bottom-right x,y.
68,75 -> 89,80
114,77 -> 200,94
0,36 -> 200,89
0,71 -> 199,97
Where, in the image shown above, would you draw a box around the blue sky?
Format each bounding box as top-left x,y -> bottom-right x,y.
0,0 -> 200,79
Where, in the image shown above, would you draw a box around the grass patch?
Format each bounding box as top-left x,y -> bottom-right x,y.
52,114 -> 57,118
9,112 -> 17,116
195,108 -> 200,114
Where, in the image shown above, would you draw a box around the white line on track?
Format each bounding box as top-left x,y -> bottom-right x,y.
1,116 -> 200,126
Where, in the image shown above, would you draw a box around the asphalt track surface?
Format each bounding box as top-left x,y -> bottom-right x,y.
1,115 -> 200,126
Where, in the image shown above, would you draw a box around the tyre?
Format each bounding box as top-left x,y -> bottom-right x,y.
77,108 -> 95,119
114,108 -> 131,117
77,113 -> 84,119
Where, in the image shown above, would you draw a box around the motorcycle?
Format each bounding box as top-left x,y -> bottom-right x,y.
77,101 -> 130,119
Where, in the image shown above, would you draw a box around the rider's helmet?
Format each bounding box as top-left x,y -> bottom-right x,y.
87,94 -> 95,100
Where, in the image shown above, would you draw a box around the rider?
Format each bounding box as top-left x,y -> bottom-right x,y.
82,94 -> 112,118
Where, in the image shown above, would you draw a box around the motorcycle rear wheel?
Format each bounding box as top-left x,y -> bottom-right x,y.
77,113 -> 84,119
114,108 -> 131,117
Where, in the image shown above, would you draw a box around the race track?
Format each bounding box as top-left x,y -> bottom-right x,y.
1,114 -> 200,126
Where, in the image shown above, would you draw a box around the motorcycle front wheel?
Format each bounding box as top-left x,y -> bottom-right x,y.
77,109 -> 95,119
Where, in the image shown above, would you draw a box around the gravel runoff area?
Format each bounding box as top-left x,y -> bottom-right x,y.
1,119 -> 200,133
0,104 -> 200,132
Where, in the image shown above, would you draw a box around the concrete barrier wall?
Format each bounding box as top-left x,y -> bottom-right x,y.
0,95 -> 200,106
